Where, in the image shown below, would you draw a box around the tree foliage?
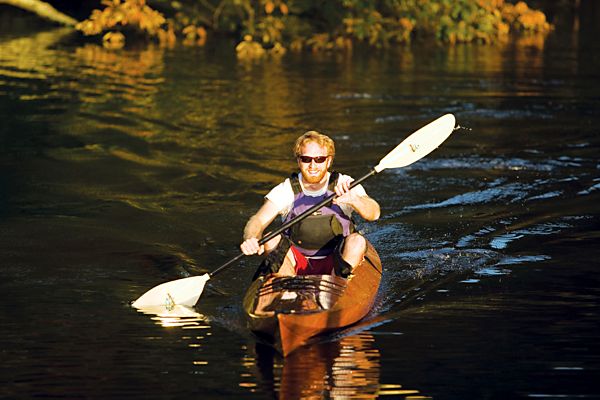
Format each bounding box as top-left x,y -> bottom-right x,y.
74,0 -> 552,53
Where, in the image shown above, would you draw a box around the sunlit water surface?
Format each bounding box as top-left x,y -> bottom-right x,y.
1,16 -> 599,400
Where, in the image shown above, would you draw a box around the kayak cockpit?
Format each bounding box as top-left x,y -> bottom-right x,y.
248,274 -> 348,317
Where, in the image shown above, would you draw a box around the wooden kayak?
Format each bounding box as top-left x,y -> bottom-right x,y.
242,240 -> 382,356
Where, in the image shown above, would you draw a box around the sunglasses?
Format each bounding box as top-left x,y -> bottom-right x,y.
298,155 -> 329,164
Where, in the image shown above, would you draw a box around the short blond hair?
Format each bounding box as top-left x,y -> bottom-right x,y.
293,131 -> 335,158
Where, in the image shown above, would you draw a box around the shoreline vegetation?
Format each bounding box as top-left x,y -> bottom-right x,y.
4,0 -> 553,55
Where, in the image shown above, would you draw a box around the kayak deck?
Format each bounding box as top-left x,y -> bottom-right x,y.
243,241 -> 382,356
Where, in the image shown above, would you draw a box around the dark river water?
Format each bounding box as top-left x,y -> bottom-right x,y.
1,10 -> 599,400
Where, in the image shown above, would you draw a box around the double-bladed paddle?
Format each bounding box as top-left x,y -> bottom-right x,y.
132,113 -> 457,309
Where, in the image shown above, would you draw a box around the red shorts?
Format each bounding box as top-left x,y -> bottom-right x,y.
290,246 -> 335,275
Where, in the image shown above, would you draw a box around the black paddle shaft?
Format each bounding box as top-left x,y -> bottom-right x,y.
209,168 -> 378,278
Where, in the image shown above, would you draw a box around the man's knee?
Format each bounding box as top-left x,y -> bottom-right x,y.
335,234 -> 366,278
263,234 -> 282,253
252,236 -> 292,280
277,249 -> 297,276
343,233 -> 367,254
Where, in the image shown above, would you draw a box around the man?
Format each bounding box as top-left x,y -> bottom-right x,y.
240,130 -> 380,279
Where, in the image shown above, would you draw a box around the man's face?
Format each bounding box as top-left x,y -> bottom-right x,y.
297,142 -> 332,184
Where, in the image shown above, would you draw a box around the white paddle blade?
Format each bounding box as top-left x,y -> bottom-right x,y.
132,274 -> 210,308
374,114 -> 456,173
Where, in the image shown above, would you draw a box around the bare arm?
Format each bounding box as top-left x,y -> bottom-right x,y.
240,199 -> 281,255
333,179 -> 381,221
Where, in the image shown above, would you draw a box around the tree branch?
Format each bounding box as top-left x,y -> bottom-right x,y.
0,0 -> 78,26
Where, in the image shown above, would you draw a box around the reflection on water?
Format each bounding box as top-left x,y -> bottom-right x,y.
135,304 -> 207,328
134,306 -> 427,398
0,28 -> 72,80
136,305 -> 216,370
242,332 -> 427,399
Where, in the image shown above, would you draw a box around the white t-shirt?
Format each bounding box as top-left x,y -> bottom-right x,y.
265,172 -> 367,219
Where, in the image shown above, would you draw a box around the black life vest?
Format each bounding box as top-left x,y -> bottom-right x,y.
284,171 -> 355,256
